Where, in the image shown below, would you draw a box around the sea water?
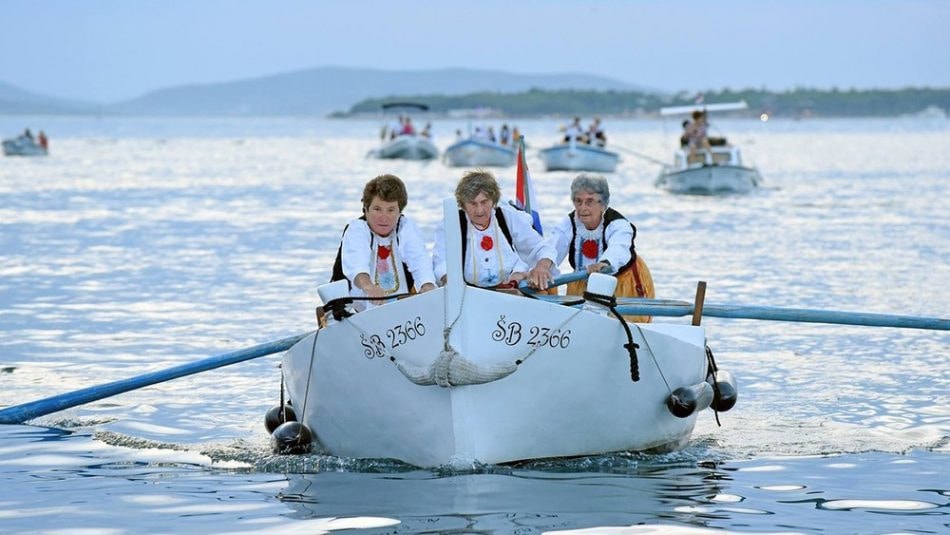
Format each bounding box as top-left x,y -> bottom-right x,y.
0,115 -> 947,534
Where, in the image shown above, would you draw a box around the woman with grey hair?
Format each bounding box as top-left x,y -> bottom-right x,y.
549,174 -> 654,318
433,169 -> 557,290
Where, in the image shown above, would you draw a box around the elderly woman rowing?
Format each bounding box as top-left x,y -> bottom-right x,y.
330,174 -> 436,309
549,174 -> 654,319
433,169 -> 557,290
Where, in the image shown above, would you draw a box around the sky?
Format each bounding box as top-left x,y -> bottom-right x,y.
2,0 -> 948,103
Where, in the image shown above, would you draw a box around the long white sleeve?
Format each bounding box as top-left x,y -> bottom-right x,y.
502,205 -> 557,266
601,218 -> 634,270
340,219 -> 373,283
397,216 -> 436,288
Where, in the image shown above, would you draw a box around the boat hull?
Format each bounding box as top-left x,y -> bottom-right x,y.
372,136 -> 439,160
443,139 -> 516,167
538,142 -> 619,172
656,164 -> 761,194
2,138 -> 47,157
282,287 -> 709,467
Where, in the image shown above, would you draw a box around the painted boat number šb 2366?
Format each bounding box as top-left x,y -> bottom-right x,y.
492,315 -> 572,349
360,316 -> 427,358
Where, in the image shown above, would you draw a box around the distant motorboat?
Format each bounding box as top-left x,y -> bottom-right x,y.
538,139 -> 619,172
655,146 -> 762,195
369,102 -> 439,161
655,101 -> 761,195
2,135 -> 48,157
370,134 -> 439,160
443,137 -> 516,167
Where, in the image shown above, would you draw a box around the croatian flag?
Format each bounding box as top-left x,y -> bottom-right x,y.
514,135 -> 543,234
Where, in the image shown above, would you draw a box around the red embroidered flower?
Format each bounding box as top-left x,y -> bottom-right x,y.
480,236 -> 494,251
581,239 -> 599,259
377,245 -> 391,260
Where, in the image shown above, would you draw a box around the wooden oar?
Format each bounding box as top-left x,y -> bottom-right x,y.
612,299 -> 948,331
0,332 -> 310,425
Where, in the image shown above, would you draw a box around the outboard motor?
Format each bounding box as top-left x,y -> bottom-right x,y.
666,381 -> 714,418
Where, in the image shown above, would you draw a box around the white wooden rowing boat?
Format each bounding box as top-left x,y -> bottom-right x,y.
280,200 -> 730,467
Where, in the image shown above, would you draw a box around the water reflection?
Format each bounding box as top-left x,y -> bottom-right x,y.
279,461 -> 728,533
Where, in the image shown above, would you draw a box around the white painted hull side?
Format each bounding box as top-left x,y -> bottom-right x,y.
373,136 -> 439,160
282,286 -> 709,467
2,138 -> 47,156
443,139 -> 516,167
538,143 -> 619,172
656,165 -> 761,194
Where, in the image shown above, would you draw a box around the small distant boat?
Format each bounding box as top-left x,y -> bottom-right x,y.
655,145 -> 762,194
538,139 -> 619,172
2,135 -> 47,157
369,102 -> 439,161
443,137 -> 516,167
370,135 -> 439,160
655,101 -> 761,195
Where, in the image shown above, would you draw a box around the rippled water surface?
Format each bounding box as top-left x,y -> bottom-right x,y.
1,116 -> 948,533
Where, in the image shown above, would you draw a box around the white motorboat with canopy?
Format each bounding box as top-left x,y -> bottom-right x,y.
368,102 -> 439,161
655,101 -> 761,194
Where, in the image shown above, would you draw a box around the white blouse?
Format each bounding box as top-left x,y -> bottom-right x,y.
340,215 -> 436,304
548,213 -> 634,275
433,205 -> 556,287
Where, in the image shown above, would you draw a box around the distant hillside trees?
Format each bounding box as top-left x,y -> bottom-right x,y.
346,87 -> 950,118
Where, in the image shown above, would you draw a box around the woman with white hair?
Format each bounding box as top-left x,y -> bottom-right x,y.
549,173 -> 654,320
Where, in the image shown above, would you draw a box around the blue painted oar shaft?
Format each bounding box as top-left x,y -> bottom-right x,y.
519,270 -> 589,291
0,332 -> 310,425
614,300 -> 949,331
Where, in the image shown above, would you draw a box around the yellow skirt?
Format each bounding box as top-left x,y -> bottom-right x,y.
565,255 -> 655,323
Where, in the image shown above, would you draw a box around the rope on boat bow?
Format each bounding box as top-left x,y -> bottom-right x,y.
584,290 -> 640,382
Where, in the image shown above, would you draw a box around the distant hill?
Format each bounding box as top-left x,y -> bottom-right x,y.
107,66 -> 643,116
0,81 -> 97,115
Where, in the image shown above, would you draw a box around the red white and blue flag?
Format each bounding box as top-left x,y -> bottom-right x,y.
514,135 -> 543,234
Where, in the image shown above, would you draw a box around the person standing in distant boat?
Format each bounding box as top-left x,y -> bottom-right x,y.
562,116 -> 584,143
511,126 -> 521,144
499,124 -> 511,145
420,122 -> 432,138
548,174 -> 654,321
401,117 -> 416,135
330,174 -> 436,310
587,117 -> 606,147
37,130 -> 48,151
686,110 -> 712,160
432,170 -> 556,290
